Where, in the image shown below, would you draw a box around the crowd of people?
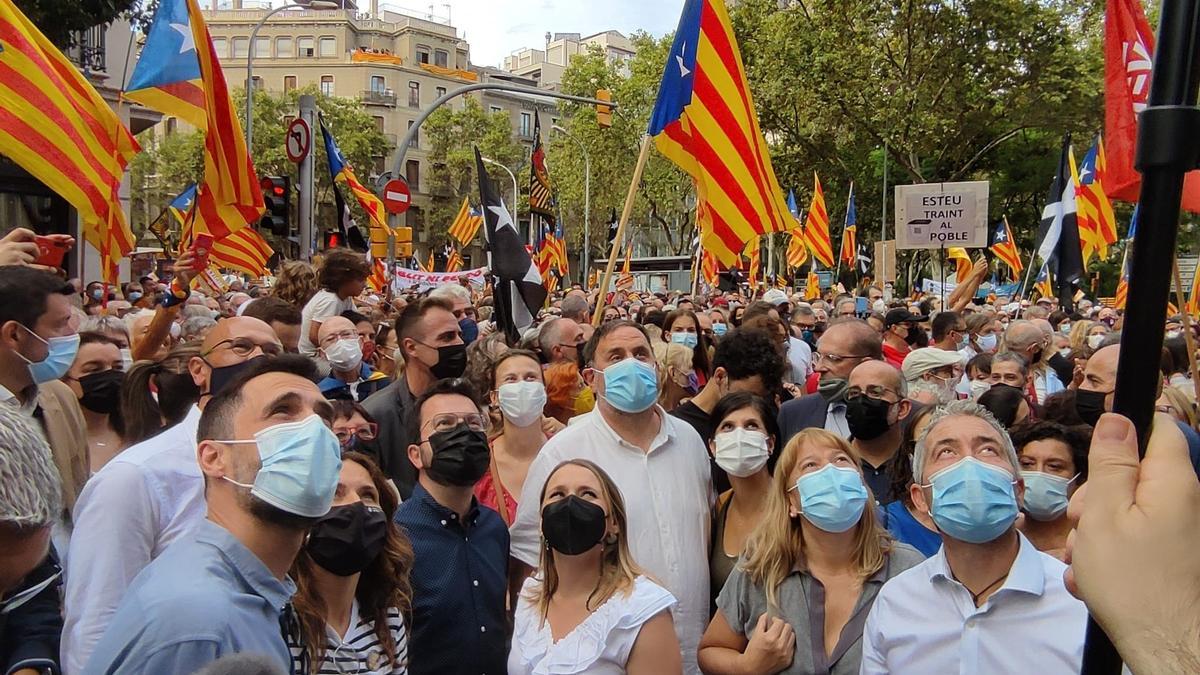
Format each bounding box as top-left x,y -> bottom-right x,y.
0,227 -> 1197,674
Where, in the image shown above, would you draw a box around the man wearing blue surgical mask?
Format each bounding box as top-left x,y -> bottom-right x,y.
63,316 -> 283,673
85,356 -> 340,674
508,319 -> 714,674
860,401 -> 1087,674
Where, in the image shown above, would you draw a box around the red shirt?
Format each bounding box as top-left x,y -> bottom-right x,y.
882,342 -> 910,370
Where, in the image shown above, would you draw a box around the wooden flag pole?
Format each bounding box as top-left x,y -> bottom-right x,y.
593,136 -> 653,326
1170,259 -> 1200,401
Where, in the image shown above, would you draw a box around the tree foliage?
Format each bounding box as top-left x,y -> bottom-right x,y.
14,0 -> 137,47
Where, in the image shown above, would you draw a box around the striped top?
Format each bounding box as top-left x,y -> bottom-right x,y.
288,600 -> 408,675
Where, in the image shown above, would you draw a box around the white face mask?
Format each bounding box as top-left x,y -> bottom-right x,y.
120,347 -> 133,371
976,333 -> 998,353
712,428 -> 770,478
1087,334 -> 1105,350
969,379 -> 991,400
324,338 -> 363,372
497,380 -> 547,427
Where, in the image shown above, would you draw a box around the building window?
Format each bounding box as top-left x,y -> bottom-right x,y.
298,37 -> 315,58
435,86 -> 446,99
283,75 -> 297,93
275,36 -> 293,58
212,37 -> 227,58
231,37 -> 249,59
250,76 -> 262,90
373,116 -> 385,132
434,49 -> 449,67
320,75 -> 334,96
519,112 -> 531,137
319,36 -> 336,58
406,160 -> 420,191
489,105 -> 502,114
253,36 -> 269,58
371,75 -> 386,93
416,45 -> 430,64
165,117 -> 177,135
407,120 -> 418,148
408,81 -> 419,107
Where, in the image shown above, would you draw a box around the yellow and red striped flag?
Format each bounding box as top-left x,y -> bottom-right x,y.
947,247 -> 973,283
209,228 -> 273,277
446,246 -> 463,273
126,0 -> 263,242
786,229 -> 808,269
839,183 -> 857,267
1072,137 -> 1118,264
321,120 -> 387,234
746,238 -> 761,292
448,197 -> 484,246
1113,276 -> 1128,310
1068,146 -> 1103,268
426,250 -> 435,273
0,0 -> 140,282
775,273 -> 787,289
805,270 -> 821,300
616,243 -> 634,291
701,250 -> 719,286
367,258 -> 388,292
803,173 -> 834,267
647,0 -> 792,267
990,216 -> 1023,275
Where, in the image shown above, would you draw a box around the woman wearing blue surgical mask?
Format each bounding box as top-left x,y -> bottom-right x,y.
663,309 -> 711,387
698,428 -> 924,675
1011,422 -> 1089,562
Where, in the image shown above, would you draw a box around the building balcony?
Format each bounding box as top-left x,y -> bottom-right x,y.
361,89 -> 397,106
68,24 -> 107,75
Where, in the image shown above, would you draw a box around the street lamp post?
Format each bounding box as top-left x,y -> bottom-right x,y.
481,156 -> 522,242
244,1 -> 338,149
551,124 -> 590,282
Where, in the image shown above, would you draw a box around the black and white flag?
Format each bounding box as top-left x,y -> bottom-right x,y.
477,148 -> 546,344
1035,135 -> 1084,308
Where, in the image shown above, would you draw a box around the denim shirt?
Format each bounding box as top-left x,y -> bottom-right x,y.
82,520 -> 296,675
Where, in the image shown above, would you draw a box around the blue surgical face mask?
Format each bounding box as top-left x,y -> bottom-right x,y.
1020,471 -> 1076,521
790,464 -> 869,533
17,326 -> 80,384
89,288 -> 103,301
599,357 -> 658,413
923,456 -> 1018,544
976,333 -> 998,353
220,414 -> 343,518
128,291 -> 143,302
712,322 -> 727,336
670,331 -> 698,349
1060,322 -> 1071,335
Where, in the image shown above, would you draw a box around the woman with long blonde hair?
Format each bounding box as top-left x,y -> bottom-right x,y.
698,429 -> 924,675
509,459 -> 682,674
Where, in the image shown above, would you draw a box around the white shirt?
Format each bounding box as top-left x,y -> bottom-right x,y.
509,407 -> 713,675
787,336 -> 813,384
860,532 -> 1087,675
825,401 -> 850,438
0,381 -> 39,416
300,289 -> 354,356
508,575 -> 676,675
61,406 -> 206,675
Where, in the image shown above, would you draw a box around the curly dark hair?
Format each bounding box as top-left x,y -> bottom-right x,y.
317,248 -> 371,292
291,452 -> 414,669
712,327 -> 785,396
1009,420 -> 1092,482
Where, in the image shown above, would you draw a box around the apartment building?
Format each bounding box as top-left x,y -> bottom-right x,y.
503,30 -> 636,89
202,4 -> 556,258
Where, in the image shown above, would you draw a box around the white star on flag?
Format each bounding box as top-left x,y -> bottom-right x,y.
170,23 -> 195,55
676,42 -> 691,78
489,202 -> 515,231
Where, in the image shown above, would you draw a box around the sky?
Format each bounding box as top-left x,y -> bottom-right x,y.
382,0 -> 681,67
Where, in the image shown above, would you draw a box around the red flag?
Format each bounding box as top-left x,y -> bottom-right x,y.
1105,0 -> 1200,211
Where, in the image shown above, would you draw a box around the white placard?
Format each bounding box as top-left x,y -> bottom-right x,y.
895,181 -> 989,249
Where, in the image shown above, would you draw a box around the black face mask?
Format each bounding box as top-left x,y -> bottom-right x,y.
902,325 -> 922,346
846,395 -> 894,441
305,502 -> 388,576
541,495 -> 607,555
205,356 -> 265,398
426,423 -> 490,486
428,343 -> 467,380
79,369 -> 124,415
1075,388 -> 1108,427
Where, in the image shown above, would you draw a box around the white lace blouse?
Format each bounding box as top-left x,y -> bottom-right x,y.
507,575 -> 677,674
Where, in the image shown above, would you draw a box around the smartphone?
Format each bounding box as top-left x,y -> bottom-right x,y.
191,234 -> 214,270
856,296 -> 869,316
33,236 -> 70,269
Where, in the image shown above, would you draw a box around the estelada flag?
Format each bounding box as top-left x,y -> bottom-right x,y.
947,247 -> 973,283
1105,0 -> 1200,210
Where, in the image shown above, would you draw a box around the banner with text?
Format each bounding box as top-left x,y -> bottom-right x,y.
391,267 -> 488,292
895,181 -> 989,249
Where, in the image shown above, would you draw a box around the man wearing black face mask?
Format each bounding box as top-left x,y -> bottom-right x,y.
881,308 -> 928,369
394,378 -> 508,675
845,360 -> 914,505
63,316 -> 283,673
363,297 -> 466,498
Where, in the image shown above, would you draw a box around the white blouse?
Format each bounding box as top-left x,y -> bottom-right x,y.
508,575 -> 677,675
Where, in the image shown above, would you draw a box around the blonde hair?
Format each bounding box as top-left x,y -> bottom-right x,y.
739,428 -> 891,613
524,459 -> 646,620
1068,320 -> 1095,352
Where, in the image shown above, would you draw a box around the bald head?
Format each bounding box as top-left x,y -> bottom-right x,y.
1031,318 -> 1054,339
1004,320 -> 1043,349
849,359 -> 906,397
317,315 -> 356,346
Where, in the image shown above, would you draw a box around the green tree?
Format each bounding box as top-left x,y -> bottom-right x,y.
14,0 -> 137,47
422,96 -> 523,248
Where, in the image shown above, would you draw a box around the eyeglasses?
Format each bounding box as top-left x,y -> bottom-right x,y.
845,385 -> 900,402
814,352 -> 870,366
335,422 -> 378,445
201,337 -> 283,358
321,329 -> 361,346
424,412 -> 490,434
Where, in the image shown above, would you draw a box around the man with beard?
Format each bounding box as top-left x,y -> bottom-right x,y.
83,357 -> 341,673
845,359 -> 915,505
882,308 -> 928,369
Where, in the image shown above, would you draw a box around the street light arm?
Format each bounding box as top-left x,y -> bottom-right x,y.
245,3 -> 334,147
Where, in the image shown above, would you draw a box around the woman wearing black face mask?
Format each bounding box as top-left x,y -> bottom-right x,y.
62,332 -> 128,470
509,459 -> 682,674
287,452 -> 414,674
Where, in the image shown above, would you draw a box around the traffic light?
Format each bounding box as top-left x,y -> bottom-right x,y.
595,89 -> 612,129
394,226 -> 413,258
323,231 -> 343,249
259,176 -> 291,236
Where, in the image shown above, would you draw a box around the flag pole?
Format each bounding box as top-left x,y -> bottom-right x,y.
592,136 -> 653,326
1170,258 -> 1200,400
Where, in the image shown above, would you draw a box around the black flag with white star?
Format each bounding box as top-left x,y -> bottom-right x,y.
607,208 -> 619,244
333,184 -> 368,253
477,148 -> 546,344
